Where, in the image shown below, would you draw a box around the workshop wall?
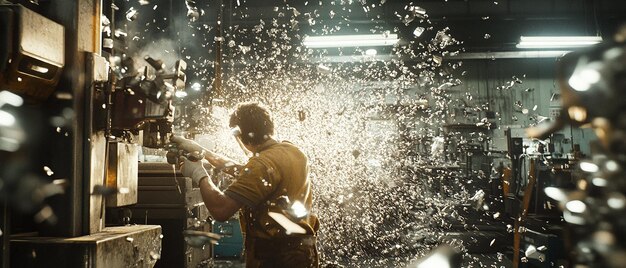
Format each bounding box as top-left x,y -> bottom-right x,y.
455,58 -> 597,156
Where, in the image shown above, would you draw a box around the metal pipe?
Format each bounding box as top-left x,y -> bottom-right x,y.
213,0 -> 223,99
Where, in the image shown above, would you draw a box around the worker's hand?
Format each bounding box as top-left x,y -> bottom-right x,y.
179,156 -> 209,185
171,136 -> 204,155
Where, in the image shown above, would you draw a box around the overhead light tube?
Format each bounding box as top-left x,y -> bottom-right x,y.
303,34 -> 400,48
517,36 -> 603,49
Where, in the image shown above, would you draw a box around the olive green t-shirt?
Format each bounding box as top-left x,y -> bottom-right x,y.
223,140 -> 318,239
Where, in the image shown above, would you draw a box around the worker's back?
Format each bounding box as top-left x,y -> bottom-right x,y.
224,140 -> 319,268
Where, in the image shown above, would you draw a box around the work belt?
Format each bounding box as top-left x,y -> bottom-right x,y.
252,235 -> 317,250
250,235 -> 318,262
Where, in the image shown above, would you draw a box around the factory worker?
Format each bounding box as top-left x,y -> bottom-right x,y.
172,102 -> 319,268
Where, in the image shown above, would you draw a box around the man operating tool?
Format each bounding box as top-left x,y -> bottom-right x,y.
171,102 -> 319,268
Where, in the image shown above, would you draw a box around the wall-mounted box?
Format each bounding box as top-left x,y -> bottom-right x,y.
0,5 -> 64,101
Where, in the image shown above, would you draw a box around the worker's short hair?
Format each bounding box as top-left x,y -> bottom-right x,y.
229,102 -> 274,145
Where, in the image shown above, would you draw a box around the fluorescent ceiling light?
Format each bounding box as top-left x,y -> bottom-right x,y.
0,110 -> 16,126
517,36 -> 602,49
303,34 -> 399,48
365,49 -> 378,56
0,91 -> 24,107
446,50 -> 570,59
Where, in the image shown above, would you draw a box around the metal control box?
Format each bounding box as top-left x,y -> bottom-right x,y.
0,5 -> 65,101
11,225 -> 162,268
213,219 -> 244,258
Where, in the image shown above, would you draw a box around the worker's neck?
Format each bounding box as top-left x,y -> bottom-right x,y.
248,138 -> 277,153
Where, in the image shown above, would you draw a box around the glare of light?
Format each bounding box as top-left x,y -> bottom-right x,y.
0,137 -> 20,152
291,201 -> 308,218
568,67 -> 601,92
565,200 -> 587,213
0,110 -> 16,126
30,65 -> 49,74
175,91 -> 188,98
517,36 -> 603,49
568,75 -> 589,91
365,49 -> 378,56
604,47 -> 623,60
605,160 -> 619,172
594,125 -> 607,141
607,194 -> 625,209
191,82 -> 202,91
567,106 -> 587,122
593,231 -> 615,246
563,211 -> 585,225
417,253 -> 451,268
52,179 -> 68,185
592,177 -> 608,187
119,187 -> 130,194
580,68 -> 601,84
55,92 -> 73,100
0,90 -> 24,107
303,34 -> 400,48
267,212 -> 307,235
580,161 -> 599,173
544,187 -> 568,202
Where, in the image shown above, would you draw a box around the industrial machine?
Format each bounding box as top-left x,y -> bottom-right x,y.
526,41 -> 626,268
492,128 -> 577,267
0,2 -> 191,267
0,4 -> 64,101
112,163 -> 214,268
488,41 -> 626,268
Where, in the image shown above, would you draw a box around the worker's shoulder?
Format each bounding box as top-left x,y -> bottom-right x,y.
261,141 -> 306,157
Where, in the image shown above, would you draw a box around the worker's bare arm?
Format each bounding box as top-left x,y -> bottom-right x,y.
197,176 -> 241,222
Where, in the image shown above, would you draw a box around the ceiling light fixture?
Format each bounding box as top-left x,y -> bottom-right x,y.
303,34 -> 399,48
365,49 -> 378,56
517,36 -> 603,49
